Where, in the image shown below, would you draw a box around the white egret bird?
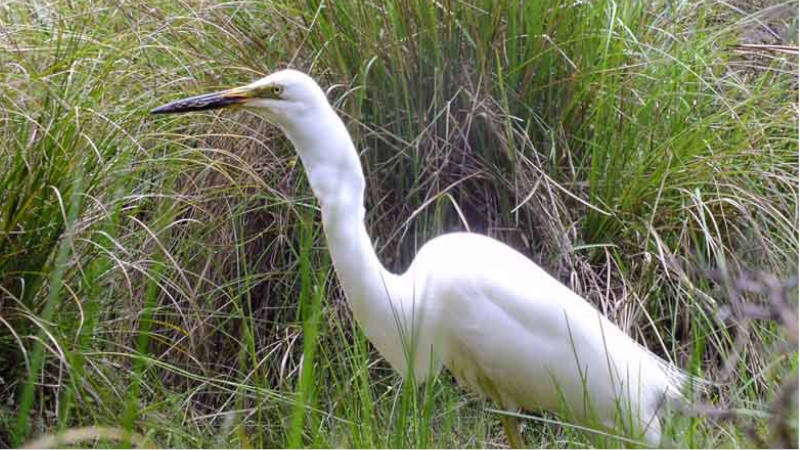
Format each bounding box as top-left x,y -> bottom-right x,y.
153,69 -> 697,447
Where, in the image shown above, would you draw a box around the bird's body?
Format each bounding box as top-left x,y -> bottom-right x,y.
153,69 -> 695,446
356,231 -> 682,444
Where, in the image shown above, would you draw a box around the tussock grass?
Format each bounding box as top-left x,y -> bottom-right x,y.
1,0 -> 797,447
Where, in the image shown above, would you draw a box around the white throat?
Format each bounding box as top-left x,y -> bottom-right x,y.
281,103 -> 404,362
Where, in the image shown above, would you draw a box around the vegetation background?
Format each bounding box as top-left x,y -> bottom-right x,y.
1,0 -> 797,447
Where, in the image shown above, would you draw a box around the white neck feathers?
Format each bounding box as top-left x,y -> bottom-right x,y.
283,104 -> 402,357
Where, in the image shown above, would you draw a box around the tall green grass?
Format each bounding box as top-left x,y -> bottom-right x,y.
1,0 -> 796,447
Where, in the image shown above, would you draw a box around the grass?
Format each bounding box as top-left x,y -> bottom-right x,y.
0,0 -> 797,447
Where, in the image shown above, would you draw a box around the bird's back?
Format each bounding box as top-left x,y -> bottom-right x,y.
395,232 -> 689,442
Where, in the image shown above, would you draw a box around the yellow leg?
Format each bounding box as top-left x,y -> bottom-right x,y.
501,414 -> 525,449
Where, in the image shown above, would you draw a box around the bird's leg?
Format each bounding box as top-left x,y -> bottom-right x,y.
501,414 -> 524,449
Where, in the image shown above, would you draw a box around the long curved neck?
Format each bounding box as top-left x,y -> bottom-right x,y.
280,105 -> 399,333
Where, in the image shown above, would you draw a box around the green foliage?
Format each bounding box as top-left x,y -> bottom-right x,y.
0,0 -> 796,447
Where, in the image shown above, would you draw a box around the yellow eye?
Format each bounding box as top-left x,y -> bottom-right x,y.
272,85 -> 283,96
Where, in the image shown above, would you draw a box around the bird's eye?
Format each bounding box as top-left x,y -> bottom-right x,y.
272,85 -> 283,96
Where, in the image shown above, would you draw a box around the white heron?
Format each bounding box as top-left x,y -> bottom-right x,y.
152,69 -> 698,447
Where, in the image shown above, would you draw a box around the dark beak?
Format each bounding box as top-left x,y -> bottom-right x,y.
151,86 -> 254,114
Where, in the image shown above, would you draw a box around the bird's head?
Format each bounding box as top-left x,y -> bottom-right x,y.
152,68 -> 362,200
151,69 -> 329,128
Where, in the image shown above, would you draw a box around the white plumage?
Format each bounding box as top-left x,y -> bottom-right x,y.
153,69 -> 697,446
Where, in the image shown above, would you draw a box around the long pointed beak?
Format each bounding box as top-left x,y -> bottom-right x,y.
151,85 -> 255,114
